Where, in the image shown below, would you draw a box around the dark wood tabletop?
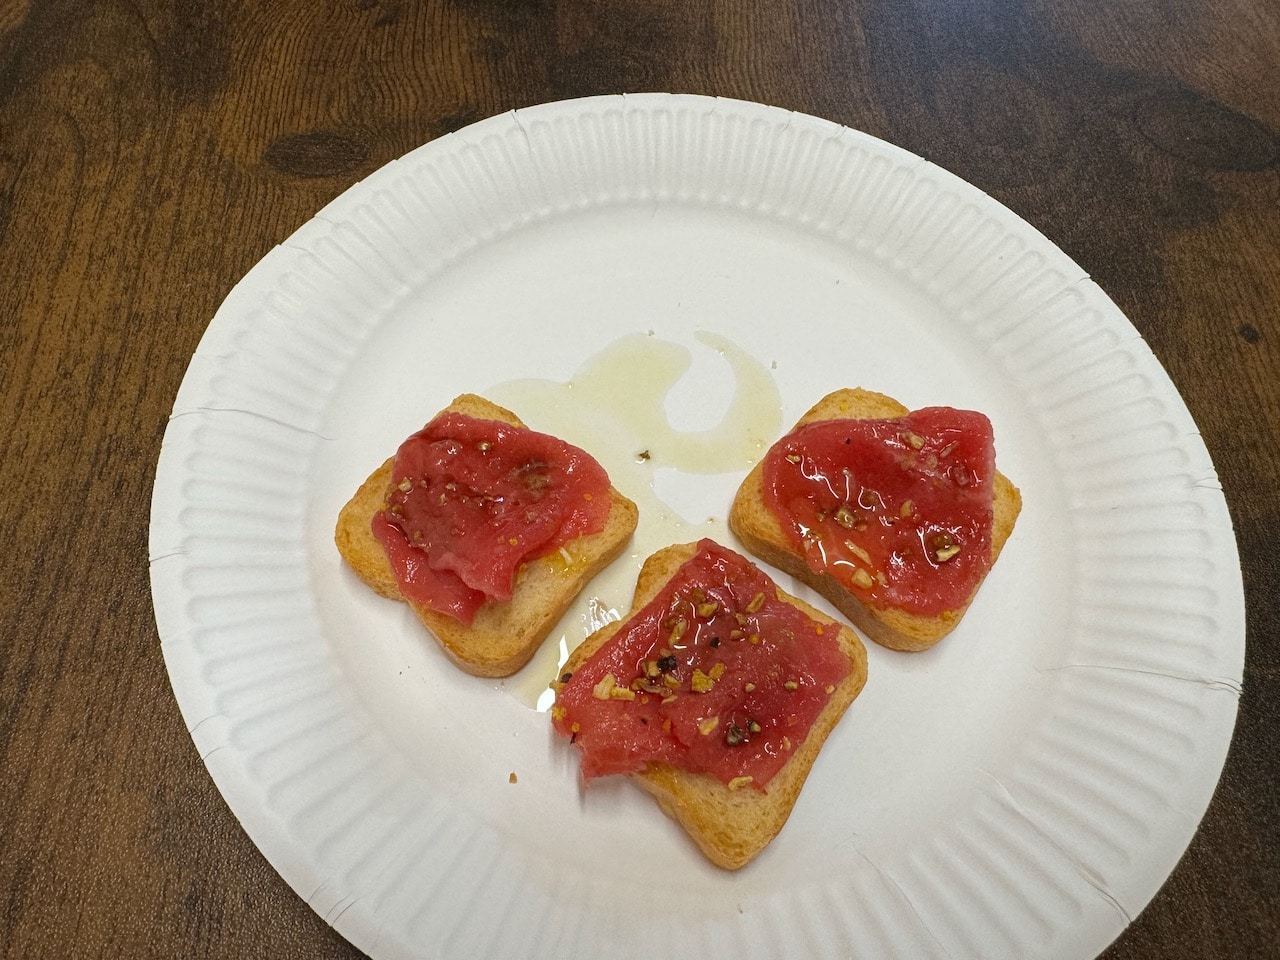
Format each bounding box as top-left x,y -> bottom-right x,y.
3,1 -> 1277,958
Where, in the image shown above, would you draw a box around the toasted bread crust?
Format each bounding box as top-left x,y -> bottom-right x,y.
556,541 -> 868,869
335,394 -> 639,677
729,388 -> 1021,652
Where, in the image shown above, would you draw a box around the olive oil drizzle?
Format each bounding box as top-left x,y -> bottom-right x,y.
487,330 -> 783,710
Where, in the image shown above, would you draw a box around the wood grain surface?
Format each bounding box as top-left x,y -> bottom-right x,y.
2,1 -> 1276,958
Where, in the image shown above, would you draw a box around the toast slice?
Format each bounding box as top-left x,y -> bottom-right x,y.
335,394 -> 639,677
553,540 -> 868,869
729,388 -> 1021,652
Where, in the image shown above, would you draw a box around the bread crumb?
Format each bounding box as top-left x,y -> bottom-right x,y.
508,772 -> 517,784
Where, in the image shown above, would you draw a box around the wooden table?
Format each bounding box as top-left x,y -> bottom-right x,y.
3,2 -> 1276,957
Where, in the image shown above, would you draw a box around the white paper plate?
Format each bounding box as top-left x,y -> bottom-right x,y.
149,94 -> 1244,960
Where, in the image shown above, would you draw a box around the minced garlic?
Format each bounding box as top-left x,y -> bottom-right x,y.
591,673 -> 617,700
